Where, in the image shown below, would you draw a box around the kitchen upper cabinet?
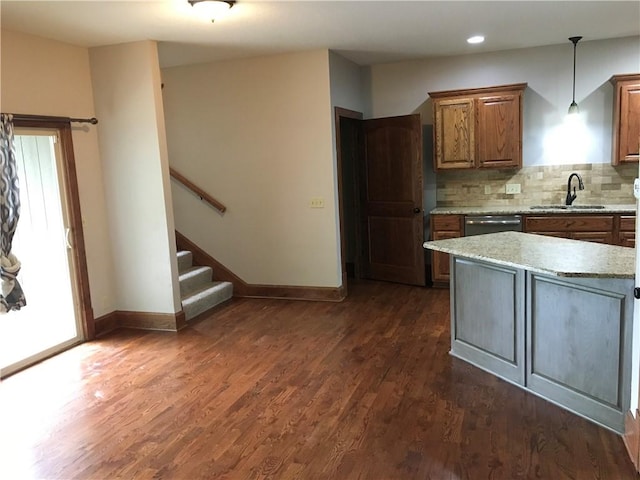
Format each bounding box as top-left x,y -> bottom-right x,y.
476,94 -> 521,168
430,83 -> 526,171
611,73 -> 640,165
433,98 -> 475,169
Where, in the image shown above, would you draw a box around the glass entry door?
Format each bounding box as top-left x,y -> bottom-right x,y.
0,128 -> 83,377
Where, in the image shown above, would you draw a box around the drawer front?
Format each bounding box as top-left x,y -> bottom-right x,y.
525,215 -> 614,232
620,216 -> 636,232
432,214 -> 462,232
572,231 -> 614,244
620,232 -> 636,248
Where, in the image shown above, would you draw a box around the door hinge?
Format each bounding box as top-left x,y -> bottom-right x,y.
634,287 -> 640,300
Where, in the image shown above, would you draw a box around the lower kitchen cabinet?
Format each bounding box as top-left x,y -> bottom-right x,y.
619,215 -> 636,247
430,214 -> 463,285
526,272 -> 633,433
450,257 -> 525,385
524,215 -> 615,244
431,211 -> 635,287
449,254 -> 633,433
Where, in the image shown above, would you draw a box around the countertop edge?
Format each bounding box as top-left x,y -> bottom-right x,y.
430,204 -> 636,215
423,232 -> 636,279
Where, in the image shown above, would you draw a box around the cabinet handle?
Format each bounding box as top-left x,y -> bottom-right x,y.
465,219 -> 521,226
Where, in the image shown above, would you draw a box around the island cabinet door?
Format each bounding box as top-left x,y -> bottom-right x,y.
526,273 -> 634,433
449,257 -> 525,386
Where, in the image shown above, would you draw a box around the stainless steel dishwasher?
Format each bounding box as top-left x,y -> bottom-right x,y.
464,215 -> 523,236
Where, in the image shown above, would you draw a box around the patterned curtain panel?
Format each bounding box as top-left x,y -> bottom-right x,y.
0,114 -> 26,312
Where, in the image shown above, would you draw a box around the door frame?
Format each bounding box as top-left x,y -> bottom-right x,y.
14,118 -> 94,341
335,107 -> 364,295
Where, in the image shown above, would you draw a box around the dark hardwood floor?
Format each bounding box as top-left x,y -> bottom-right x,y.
0,280 -> 636,479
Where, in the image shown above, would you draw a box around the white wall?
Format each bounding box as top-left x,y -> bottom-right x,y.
162,50 -> 340,287
0,29 -> 116,317
329,51 -> 367,116
368,36 -> 640,166
90,41 -> 181,314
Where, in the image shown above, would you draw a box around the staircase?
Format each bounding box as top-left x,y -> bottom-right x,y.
177,250 -> 233,321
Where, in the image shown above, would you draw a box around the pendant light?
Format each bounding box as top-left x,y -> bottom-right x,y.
568,36 -> 582,114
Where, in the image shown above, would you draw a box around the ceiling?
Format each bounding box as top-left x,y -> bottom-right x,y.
1,1 -> 639,68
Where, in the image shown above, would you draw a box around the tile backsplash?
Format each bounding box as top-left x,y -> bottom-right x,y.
435,163 -> 637,207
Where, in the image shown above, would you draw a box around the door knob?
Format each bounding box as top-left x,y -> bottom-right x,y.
413,207 -> 422,214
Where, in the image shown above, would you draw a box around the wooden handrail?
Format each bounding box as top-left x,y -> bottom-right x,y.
169,167 -> 227,214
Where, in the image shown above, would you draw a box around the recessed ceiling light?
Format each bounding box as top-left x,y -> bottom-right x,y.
467,36 -> 485,44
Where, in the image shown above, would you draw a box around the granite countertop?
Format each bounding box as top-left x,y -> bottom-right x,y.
423,231 -> 635,279
430,204 -> 636,215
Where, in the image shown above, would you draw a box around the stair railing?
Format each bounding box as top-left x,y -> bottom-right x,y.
169,167 -> 227,214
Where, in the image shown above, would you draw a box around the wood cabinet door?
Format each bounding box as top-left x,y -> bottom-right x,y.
619,232 -> 636,247
431,215 -> 462,284
431,231 -> 460,283
615,80 -> 640,164
434,98 -> 474,170
451,257 -> 525,385
476,93 -> 521,168
526,273 -> 633,433
619,215 -> 636,247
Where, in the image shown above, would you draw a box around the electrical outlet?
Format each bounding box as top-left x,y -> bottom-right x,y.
484,185 -> 491,195
505,183 -> 521,194
309,197 -> 325,208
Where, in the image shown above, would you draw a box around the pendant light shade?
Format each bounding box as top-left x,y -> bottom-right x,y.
568,36 -> 582,114
189,0 -> 234,22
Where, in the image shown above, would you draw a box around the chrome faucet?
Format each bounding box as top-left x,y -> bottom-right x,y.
565,172 -> 584,206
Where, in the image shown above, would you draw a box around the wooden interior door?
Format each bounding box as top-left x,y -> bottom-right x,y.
361,114 -> 425,286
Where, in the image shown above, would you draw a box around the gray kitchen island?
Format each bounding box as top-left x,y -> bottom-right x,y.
423,231 -> 636,433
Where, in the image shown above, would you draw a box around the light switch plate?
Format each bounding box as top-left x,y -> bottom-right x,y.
309,197 -> 325,208
505,183 -> 521,194
634,178 -> 640,200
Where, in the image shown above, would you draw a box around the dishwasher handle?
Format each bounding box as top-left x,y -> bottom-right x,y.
465,218 -> 522,226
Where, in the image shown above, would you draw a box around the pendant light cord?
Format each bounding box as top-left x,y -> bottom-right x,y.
572,42 -> 577,104
569,36 -> 582,106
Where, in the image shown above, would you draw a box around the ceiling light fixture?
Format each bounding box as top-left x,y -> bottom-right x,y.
188,0 -> 235,22
568,36 -> 582,114
467,35 -> 485,44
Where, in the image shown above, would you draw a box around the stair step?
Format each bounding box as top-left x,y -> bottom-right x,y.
182,281 -> 233,320
177,250 -> 193,273
179,265 -> 213,297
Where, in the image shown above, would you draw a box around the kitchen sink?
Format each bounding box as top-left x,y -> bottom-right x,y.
529,205 -> 606,210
